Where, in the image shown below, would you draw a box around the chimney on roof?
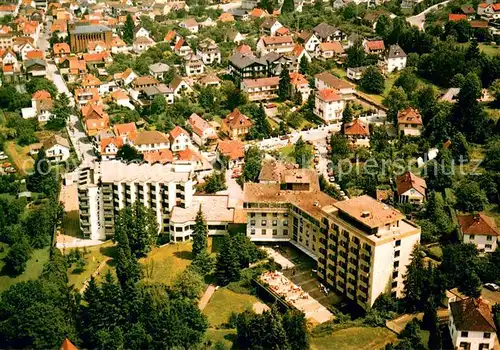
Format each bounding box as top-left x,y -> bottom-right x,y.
361,211 -> 370,218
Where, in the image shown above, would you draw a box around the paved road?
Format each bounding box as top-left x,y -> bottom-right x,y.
406,0 -> 452,30
208,0 -> 242,11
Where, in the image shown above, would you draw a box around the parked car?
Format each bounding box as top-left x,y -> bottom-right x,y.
485,283 -> 500,291
329,176 -> 335,182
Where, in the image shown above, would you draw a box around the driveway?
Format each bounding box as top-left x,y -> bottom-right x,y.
68,114 -> 96,164
406,0 -> 451,30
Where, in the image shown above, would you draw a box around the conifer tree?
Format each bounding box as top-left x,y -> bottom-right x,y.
192,206 -> 208,258
281,0 -> 295,13
278,66 -> 291,101
215,235 -> 241,285
123,14 -> 135,44
299,55 -> 309,75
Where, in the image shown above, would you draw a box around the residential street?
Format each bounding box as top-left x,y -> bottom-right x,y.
406,0 -> 452,30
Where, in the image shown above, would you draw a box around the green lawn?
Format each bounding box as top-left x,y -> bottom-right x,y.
203,288 -> 261,327
205,328 -> 237,349
141,241 -> 194,286
311,327 -> 397,350
65,241 -> 116,290
277,145 -> 295,163
456,42 -> 500,57
0,243 -> 50,292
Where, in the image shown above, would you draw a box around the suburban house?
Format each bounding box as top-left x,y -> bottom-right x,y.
199,74 -> 221,88
132,131 -> 171,153
170,76 -> 193,97
196,39 -> 221,65
187,113 -> 218,147
385,44 -> 407,73
114,68 -> 139,86
100,136 -> 124,160
183,53 -> 204,76
256,36 -> 295,55
133,36 -> 155,54
81,103 -> 109,135
22,90 -> 54,122
169,126 -> 191,151
222,108 -> 253,139
343,118 -> 370,146
228,52 -> 267,81
149,62 -> 170,80
314,72 -> 356,100
74,88 -> 100,107
42,135 -> 71,162
216,139 -> 245,169
347,66 -> 368,81
316,41 -> 344,59
397,107 -> 423,137
179,18 -> 199,33
448,298 -> 497,350
241,76 -> 279,101
296,31 -> 320,53
396,171 -> 427,205
313,23 -> 346,42
173,37 -> 193,57
314,88 -> 345,124
457,213 -> 499,253
261,18 -> 283,36
290,72 -> 312,103
363,39 -> 385,55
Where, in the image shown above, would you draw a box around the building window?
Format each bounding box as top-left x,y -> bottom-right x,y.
261,213 -> 267,217
487,236 -> 493,241
484,333 -> 491,339
480,344 -> 490,350
262,220 -> 267,226
283,219 -> 288,226
486,244 -> 492,249
250,229 -> 255,235
262,229 -> 267,235
250,213 -> 255,217
273,213 -> 278,217
250,220 -> 256,225
391,281 -> 397,288
470,235 -> 475,240
283,229 -> 288,235
393,271 -> 398,278
272,220 -> 277,226
394,261 -> 399,268
461,331 -> 468,338
273,229 -> 278,235
394,250 -> 400,258
395,240 -> 401,247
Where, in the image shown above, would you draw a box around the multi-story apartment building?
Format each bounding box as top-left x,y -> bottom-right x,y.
196,39 -> 221,65
78,161 -> 196,240
241,76 -> 279,101
314,88 -> 346,123
228,52 -> 268,82
183,54 -> 204,76
319,196 -> 420,308
243,165 -> 421,309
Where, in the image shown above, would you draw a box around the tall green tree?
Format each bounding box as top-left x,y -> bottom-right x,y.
383,86 -> 409,123
299,55 -> 309,75
116,144 -> 143,161
282,310 -> 309,350
346,40 -> 366,68
215,235 -> 241,286
192,206 -> 208,258
115,230 -> 142,288
114,202 -> 158,258
341,102 -> 354,133
360,66 -> 385,94
440,243 -> 482,297
243,146 -> 262,182
294,136 -> 313,168
3,240 -> 31,276
123,14 -> 135,44
281,0 -> 294,13
248,103 -> 271,140
454,180 -> 488,212
278,66 -> 291,101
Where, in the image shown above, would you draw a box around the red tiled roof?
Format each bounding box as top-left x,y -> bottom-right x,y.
113,122 -> 136,136
218,13 -> 234,22
365,40 -> 385,51
100,136 -> 123,154
492,3 -> 500,11
470,20 -> 489,28
32,90 -> 51,100
164,30 -> 177,42
53,43 -> 70,55
61,338 -> 78,350
276,27 -> 289,35
261,35 -> 293,45
397,107 -> 423,125
242,76 -> 279,88
458,213 -> 499,236
450,298 -> 497,332
236,44 -> 252,54
343,118 -> 369,136
174,37 -> 185,51
396,171 -> 426,196
249,8 -> 267,17
290,72 -> 308,86
317,88 -> 341,102
169,125 -> 188,139
449,13 -> 467,21
223,108 -> 253,130
176,147 -> 202,162
319,41 -> 344,54
217,139 -> 245,160
290,44 -> 305,57
143,149 -> 174,164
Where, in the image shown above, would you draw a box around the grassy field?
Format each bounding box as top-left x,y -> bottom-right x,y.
141,241 -> 194,286
277,144 -> 295,163
65,241 -> 116,290
205,328 -> 237,349
456,42 -> 500,57
4,141 -> 33,175
0,243 -> 50,292
203,288 -> 261,327
310,327 -> 397,350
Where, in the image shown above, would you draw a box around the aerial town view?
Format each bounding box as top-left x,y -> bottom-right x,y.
1,0 -> 500,348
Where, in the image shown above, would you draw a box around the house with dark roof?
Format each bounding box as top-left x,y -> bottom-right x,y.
260,18 -> 283,36
448,297 -> 497,350
385,44 -> 407,73
458,213 -> 499,253
396,171 -> 426,205
42,135 -> 71,162
313,23 -> 346,42
228,52 -> 268,81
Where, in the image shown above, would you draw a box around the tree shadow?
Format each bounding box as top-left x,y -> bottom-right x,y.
100,245 -> 117,259
0,264 -> 22,278
173,250 -> 194,260
224,333 -> 237,346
